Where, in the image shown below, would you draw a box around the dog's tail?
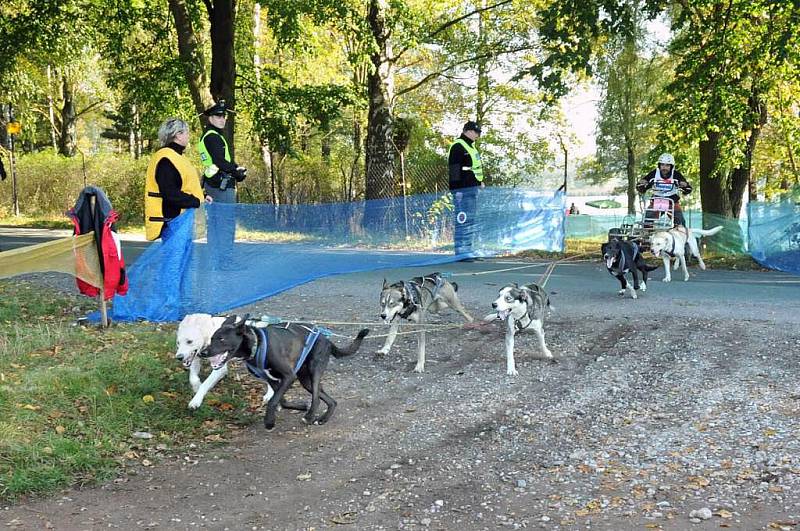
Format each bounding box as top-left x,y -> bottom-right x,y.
691,225 -> 723,238
331,329 -> 370,358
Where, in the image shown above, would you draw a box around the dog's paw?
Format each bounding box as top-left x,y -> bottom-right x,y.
375,348 -> 389,356
617,289 -> 625,297
640,282 -> 647,292
507,368 -> 519,376
630,289 -> 638,299
188,397 -> 203,410
683,275 -> 690,282
662,277 -> 671,283
413,364 -> 425,373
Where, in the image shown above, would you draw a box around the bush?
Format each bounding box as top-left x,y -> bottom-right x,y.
0,150 -> 148,227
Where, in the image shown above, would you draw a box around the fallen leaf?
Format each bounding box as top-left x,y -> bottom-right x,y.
716,509 -> 733,518
330,512 -> 357,525
55,425 -> 66,434
160,391 -> 177,398
19,404 -> 41,411
142,395 -> 155,403
296,473 -> 312,481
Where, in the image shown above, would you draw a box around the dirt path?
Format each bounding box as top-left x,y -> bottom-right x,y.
4,261 -> 800,530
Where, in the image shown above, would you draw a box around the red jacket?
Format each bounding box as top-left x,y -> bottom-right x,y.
68,189 -> 129,300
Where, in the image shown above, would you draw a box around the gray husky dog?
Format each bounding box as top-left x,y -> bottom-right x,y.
378,272 -> 473,373
485,283 -> 553,375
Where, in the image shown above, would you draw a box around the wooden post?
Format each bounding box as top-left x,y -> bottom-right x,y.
90,195 -> 109,328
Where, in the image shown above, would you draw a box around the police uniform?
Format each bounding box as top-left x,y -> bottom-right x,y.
197,100 -> 245,204
198,100 -> 245,265
448,121 -> 484,257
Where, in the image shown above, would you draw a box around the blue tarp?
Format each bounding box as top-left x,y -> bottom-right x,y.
109,187 -> 566,322
749,199 -> 800,275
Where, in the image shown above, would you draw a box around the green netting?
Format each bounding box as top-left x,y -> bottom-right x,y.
566,209 -> 747,254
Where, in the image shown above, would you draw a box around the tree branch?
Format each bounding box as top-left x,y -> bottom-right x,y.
395,44 -> 536,98
393,0 -> 514,62
74,101 -> 106,120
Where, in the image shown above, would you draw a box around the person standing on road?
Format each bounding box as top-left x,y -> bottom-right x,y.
197,100 -> 246,263
144,118 -> 208,241
448,121 -> 485,260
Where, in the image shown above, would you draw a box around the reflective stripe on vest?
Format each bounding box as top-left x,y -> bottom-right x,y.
448,138 -> 484,182
197,129 -> 231,169
144,148 -> 204,241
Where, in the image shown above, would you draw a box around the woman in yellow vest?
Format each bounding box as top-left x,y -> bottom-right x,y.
144,118 -> 210,241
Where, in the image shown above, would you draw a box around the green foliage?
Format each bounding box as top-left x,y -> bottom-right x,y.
0,151 -> 148,225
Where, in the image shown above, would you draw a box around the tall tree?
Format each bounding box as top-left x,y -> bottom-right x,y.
594,1 -> 664,213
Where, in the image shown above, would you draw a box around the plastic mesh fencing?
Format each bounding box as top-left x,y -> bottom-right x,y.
109,187 -> 566,322
748,199 -> 800,274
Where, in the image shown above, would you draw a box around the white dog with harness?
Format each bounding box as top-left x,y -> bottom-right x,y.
649,225 -> 723,282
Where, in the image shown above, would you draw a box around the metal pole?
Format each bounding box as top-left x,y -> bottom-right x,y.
90,195 -> 109,328
8,105 -> 19,216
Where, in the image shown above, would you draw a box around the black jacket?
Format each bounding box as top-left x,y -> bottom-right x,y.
202,126 -> 244,181
155,143 -> 201,219
448,134 -> 481,190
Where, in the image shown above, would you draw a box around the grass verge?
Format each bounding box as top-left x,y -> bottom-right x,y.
0,280 -> 257,502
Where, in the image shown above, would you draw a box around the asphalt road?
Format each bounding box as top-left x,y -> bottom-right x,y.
2,227 -> 799,324
0,226 -> 151,263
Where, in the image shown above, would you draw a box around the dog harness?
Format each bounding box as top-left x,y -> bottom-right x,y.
398,273 -> 446,318
245,325 -> 327,380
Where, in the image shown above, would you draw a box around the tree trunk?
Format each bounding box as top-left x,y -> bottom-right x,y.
699,131 -> 730,216
733,95 -> 768,212
364,0 -> 395,204
46,65 -> 57,149
208,0 -> 237,156
168,0 -> 213,116
58,75 -> 77,157
626,142 -> 636,214
475,0 -> 489,125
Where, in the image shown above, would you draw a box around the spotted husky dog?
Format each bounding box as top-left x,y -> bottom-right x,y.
485,283 -> 553,376
378,272 -> 473,373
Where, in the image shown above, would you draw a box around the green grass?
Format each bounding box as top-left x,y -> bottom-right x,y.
0,281 -> 257,502
0,215 -> 73,231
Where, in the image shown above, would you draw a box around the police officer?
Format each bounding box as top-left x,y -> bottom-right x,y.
448,121 -> 484,259
636,152 -> 692,226
198,100 -> 245,266
197,100 -> 246,203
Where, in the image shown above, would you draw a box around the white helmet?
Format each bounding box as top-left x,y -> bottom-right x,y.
658,153 -> 675,166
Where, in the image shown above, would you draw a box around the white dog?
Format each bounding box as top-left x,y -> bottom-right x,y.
484,283 -> 553,376
649,225 -> 723,282
175,313 -> 233,409
176,313 -> 275,409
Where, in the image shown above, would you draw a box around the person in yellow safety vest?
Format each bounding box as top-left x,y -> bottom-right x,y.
144,118 -> 210,241
197,100 -> 246,203
448,121 -> 484,261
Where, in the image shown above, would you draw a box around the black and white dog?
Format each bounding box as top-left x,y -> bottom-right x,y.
378,272 -> 473,373
485,283 -> 553,375
601,239 -> 660,299
200,315 -> 369,430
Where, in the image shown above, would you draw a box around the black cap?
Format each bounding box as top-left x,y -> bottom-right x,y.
463,121 -> 482,134
201,99 -> 235,117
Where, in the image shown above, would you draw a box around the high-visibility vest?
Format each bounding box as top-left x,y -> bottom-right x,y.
144,148 -> 203,241
448,138 -> 484,182
197,128 -> 231,170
